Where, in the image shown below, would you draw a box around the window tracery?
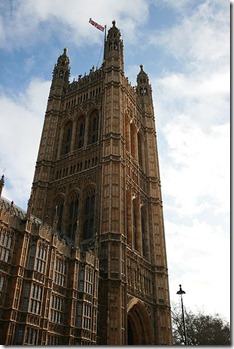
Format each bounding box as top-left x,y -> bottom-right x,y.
67,195 -> 79,241
54,196 -> 64,233
138,132 -> 143,167
132,199 -> 138,250
29,283 -> 43,314
88,111 -> 99,144
50,294 -> 63,324
130,122 -> 137,159
54,257 -> 66,287
25,327 -> 38,345
0,228 -> 12,263
75,117 -> 85,149
61,121 -> 72,155
141,206 -> 148,258
83,189 -> 95,240
125,114 -> 130,152
35,243 -> 47,274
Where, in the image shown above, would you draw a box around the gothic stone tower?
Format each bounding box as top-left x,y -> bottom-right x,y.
28,21 -> 172,345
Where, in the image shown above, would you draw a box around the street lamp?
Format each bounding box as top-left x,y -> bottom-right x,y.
177,284 -> 187,345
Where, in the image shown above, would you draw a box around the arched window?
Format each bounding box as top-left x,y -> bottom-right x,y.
126,190 -> 132,246
75,117 -> 85,149
141,206 -> 147,258
28,244 -> 36,269
132,196 -> 141,253
130,122 -> 137,159
125,115 -> 130,152
67,196 -> 79,241
138,133 -> 143,167
83,189 -> 95,240
88,111 -> 99,144
54,197 -> 64,233
132,199 -> 138,250
61,121 -> 72,155
138,132 -> 145,169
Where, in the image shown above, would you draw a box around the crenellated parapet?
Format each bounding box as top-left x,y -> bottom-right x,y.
67,67 -> 104,92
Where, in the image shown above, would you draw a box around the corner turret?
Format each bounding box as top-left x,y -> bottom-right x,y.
137,64 -> 150,96
49,48 -> 70,98
104,20 -> 124,71
136,64 -> 155,127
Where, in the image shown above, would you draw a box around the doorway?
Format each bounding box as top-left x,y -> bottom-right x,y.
127,300 -> 153,345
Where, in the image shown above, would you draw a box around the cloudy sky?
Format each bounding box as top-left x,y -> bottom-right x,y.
0,0 -> 230,322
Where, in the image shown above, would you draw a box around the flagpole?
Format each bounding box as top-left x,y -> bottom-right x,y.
103,25 -> 107,61
104,25 -> 107,42
89,19 -> 106,66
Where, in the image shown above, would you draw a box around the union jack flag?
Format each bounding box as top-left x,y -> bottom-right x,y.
89,18 -> 105,32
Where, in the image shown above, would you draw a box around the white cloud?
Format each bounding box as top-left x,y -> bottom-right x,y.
0,78 -> 50,208
147,1 -> 229,222
160,118 -> 229,217
148,0 -> 229,134
157,70 -> 229,100
149,1 -> 229,71
152,0 -> 195,12
0,0 -> 149,49
167,218 -> 230,320
148,0 -> 230,323
154,69 -> 229,130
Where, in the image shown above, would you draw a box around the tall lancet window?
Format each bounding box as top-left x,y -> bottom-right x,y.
75,117 -> 85,149
67,196 -> 79,241
141,206 -> 147,258
61,121 -> 72,155
132,198 -> 138,251
88,111 -> 99,144
138,132 -> 143,168
126,190 -> 132,245
83,189 -> 95,240
125,114 -> 130,152
130,122 -> 137,159
54,196 -> 64,233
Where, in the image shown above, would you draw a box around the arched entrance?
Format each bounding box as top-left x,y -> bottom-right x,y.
127,298 -> 153,345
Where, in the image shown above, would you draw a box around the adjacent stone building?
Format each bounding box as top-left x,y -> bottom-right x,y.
0,21 -> 172,345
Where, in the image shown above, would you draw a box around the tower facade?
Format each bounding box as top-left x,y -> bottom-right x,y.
0,21 -> 172,345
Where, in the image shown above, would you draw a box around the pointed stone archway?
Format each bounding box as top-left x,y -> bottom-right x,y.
127,298 -> 153,345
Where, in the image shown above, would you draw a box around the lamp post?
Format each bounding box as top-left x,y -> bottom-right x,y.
177,284 -> 187,345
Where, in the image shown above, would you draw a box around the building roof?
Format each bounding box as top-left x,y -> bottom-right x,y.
0,196 -> 27,220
